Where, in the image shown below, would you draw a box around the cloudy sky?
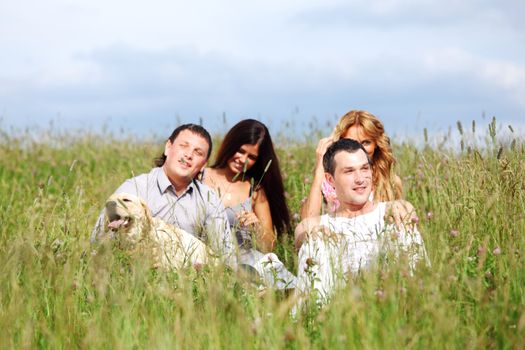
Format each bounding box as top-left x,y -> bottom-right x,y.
1,0 -> 524,138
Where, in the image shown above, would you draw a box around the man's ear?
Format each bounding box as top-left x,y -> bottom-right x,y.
164,140 -> 172,156
325,172 -> 335,187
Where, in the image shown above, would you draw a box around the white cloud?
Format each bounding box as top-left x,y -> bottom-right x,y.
0,1 -> 523,137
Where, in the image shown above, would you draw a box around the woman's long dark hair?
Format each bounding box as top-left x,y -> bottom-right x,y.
211,119 -> 291,235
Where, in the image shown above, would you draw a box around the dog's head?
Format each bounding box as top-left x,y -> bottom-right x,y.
104,192 -> 154,248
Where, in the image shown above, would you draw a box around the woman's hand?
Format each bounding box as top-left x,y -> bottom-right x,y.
237,210 -> 261,228
315,137 -> 334,166
300,136 -> 336,220
238,210 -> 275,252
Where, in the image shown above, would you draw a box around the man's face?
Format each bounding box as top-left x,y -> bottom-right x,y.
163,129 -> 209,185
326,149 -> 372,209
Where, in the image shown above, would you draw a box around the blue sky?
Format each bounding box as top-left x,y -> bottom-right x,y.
1,0 -> 524,139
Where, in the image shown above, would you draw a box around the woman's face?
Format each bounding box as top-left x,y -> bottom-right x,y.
342,125 -> 377,158
227,143 -> 260,174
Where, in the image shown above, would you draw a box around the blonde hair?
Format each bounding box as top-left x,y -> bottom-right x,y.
332,110 -> 402,201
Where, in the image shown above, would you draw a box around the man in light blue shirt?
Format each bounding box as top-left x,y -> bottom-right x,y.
93,124 -> 235,264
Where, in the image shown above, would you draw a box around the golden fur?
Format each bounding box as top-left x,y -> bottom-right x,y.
102,192 -> 214,269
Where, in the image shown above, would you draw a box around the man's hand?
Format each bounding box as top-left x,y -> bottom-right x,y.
306,225 -> 335,240
385,200 -> 419,230
295,220 -> 336,250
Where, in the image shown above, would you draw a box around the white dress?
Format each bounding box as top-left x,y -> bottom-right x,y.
296,202 -> 428,302
226,197 -> 297,290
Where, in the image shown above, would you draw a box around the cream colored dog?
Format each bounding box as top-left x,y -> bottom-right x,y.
102,192 -> 214,269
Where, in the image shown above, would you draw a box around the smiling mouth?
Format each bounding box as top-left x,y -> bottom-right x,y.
179,158 -> 191,167
353,186 -> 368,193
233,161 -> 246,171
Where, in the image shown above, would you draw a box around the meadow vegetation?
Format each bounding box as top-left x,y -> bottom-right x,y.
0,119 -> 524,348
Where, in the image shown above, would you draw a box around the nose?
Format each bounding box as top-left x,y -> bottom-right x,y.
105,201 -> 117,211
355,171 -> 365,184
239,154 -> 248,164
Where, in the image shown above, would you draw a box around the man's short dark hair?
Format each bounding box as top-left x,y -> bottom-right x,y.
323,138 -> 372,175
154,124 -> 212,167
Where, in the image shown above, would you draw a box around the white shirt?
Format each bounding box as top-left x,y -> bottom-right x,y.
297,202 -> 428,302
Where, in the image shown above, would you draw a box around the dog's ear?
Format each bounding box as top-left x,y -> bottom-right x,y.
139,197 -> 154,226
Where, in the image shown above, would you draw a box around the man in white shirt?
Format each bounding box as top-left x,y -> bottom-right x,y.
294,138 -> 428,302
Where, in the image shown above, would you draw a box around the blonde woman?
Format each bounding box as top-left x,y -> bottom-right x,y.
301,110 -> 412,224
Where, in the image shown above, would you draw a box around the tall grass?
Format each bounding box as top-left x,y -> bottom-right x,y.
0,120 -> 524,348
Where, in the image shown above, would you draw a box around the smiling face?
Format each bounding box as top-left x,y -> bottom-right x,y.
163,129 -> 210,187
325,148 -> 372,210
341,125 -> 377,159
226,143 -> 260,175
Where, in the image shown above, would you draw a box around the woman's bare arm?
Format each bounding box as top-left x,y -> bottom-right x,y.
248,188 -> 276,252
300,137 -> 334,219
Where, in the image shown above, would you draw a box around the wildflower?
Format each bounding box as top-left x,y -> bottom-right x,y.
304,176 -> 311,184
477,246 -> 487,257
251,317 -> 262,335
284,327 -> 296,342
426,212 -> 433,220
292,213 -> 300,221
492,247 -> 501,256
485,270 -> 493,278
193,262 -> 203,272
374,289 -> 385,301
449,229 -> 459,237
305,257 -> 316,267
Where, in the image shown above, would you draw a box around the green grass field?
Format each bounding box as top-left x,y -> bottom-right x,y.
0,119 -> 524,349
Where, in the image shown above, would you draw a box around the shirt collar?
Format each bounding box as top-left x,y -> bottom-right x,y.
156,167 -> 195,195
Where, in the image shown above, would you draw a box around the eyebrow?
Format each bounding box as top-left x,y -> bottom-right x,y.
340,162 -> 370,170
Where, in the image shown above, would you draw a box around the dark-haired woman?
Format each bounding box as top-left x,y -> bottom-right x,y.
203,119 -> 296,289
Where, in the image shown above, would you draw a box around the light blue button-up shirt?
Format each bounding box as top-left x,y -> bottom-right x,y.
93,167 -> 235,262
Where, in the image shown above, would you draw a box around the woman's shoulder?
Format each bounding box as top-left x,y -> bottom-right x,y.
251,184 -> 268,202
202,167 -> 222,184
